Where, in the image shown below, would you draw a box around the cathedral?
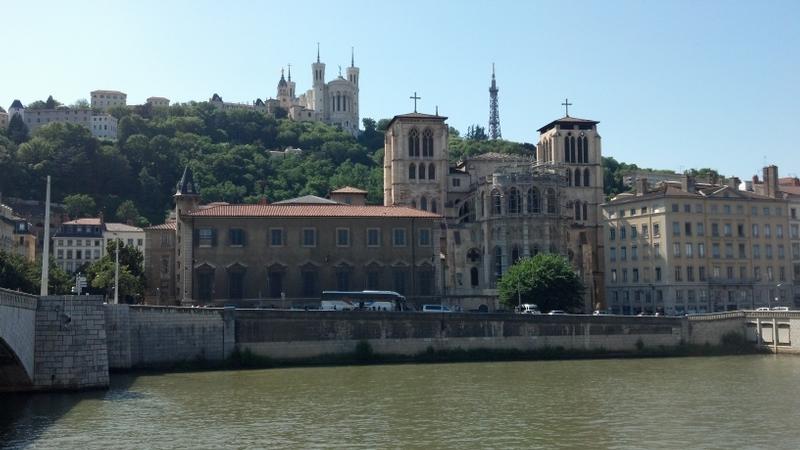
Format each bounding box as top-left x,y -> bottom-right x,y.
383,109 -> 605,311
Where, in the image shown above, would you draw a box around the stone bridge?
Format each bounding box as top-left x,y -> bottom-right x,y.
0,287 -> 109,392
0,289 -> 37,386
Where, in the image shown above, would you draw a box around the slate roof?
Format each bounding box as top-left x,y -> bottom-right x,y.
537,116 -> 599,133
186,204 -> 441,219
10,100 -> 23,109
387,112 -> 448,128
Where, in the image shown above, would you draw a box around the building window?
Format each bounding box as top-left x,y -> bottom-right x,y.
228,270 -> 244,299
302,228 -> 317,247
422,129 -> 433,157
229,228 -> 246,246
698,243 -> 706,258
393,269 -> 408,295
418,164 -> 426,179
270,228 -> 283,246
508,188 -> 521,214
546,189 -> 556,214
198,228 -> 215,247
367,228 -> 380,247
583,168 -> 590,187
452,178 -> 461,187
653,224 -> 660,237
609,228 -> 616,241
527,188 -> 541,213
655,267 -> 662,281
393,228 -> 407,247
336,270 -> 351,291
492,190 -> 502,215
409,163 -> 416,179
420,196 -> 428,211
336,228 -> 350,247
428,163 -> 436,180
672,221 -> 680,236
419,228 -> 431,246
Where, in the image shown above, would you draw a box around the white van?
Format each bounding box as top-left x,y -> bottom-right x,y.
518,304 -> 541,314
421,304 -> 452,313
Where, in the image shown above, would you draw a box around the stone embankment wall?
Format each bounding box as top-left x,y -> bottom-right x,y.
0,289 -> 38,386
33,296 -> 109,390
105,305 -> 234,370
235,310 -> 686,359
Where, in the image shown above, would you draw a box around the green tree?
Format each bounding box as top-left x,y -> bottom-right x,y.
86,241 -> 145,303
465,125 -> 488,141
7,114 -> 29,144
497,254 -> 584,312
45,95 -> 61,109
115,200 -> 140,224
71,99 -> 90,108
63,194 -> 97,218
0,252 -> 71,295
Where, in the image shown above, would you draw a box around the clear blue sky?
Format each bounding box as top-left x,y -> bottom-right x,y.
4,0 -> 799,179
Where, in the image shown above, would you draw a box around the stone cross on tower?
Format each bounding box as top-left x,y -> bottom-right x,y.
410,92 -> 421,113
562,98 -> 573,117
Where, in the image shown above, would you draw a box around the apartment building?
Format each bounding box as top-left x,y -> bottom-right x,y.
603,169 -> 794,315
53,218 -> 144,273
0,203 -> 37,262
90,90 -> 127,111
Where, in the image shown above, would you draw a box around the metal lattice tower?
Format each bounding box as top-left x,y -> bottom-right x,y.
489,63 -> 501,140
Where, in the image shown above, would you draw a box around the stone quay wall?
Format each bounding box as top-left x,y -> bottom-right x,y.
33,296 -> 109,390
235,310 -> 686,360
0,288 -> 38,385
105,305 -> 235,370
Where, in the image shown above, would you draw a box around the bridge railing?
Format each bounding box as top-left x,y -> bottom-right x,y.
0,287 -> 37,310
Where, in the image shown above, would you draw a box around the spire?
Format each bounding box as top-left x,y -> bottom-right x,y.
351,46 -> 355,67
176,166 -> 199,196
316,42 -> 320,63
488,63 -> 501,139
287,63 -> 292,82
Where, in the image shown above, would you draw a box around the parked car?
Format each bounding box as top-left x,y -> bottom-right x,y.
771,306 -> 789,312
547,310 -> 566,315
592,310 -> 610,316
518,304 -> 541,314
755,307 -> 771,312
421,304 -> 452,313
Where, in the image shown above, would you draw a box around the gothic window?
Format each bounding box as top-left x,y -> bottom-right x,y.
459,201 -> 472,223
546,188 -> 556,214
409,163 -> 416,179
492,189 -> 502,215
527,188 -> 541,213
574,168 -> 581,186
570,136 -> 576,163
418,163 -> 426,180
566,169 -> 572,186
408,129 -> 420,157
431,198 -> 438,213
428,163 -> 435,180
508,188 -> 521,214
480,192 -> 485,217
470,267 -> 479,287
575,202 -> 581,221
583,202 -> 589,221
493,246 -> 503,282
564,136 -> 570,162
583,136 -> 589,162
577,136 -> 584,163
420,196 -> 428,211
411,199 -> 417,209
422,129 -> 434,157
584,168 -> 591,187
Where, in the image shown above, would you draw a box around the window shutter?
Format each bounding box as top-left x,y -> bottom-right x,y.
211,229 -> 218,246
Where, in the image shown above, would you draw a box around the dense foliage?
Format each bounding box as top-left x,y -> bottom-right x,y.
497,254 -> 584,312
83,241 -> 145,303
0,251 -> 72,295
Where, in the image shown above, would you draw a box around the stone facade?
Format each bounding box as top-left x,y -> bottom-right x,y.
90,89 -> 127,110
383,113 -> 605,311
603,170 -> 795,315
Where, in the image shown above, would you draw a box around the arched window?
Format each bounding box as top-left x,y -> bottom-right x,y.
577,136 -> 584,163
418,164 -> 426,180
411,199 -> 417,209
512,245 -> 521,264
408,129 -> 420,157
566,169 -> 572,186
428,163 -> 435,180
420,196 -> 428,211
584,168 -> 590,187
563,136 -> 570,162
470,267 -> 479,287
582,136 -> 589,162
459,201 -> 471,223
491,189 -> 502,215
527,188 -> 541,213
480,192 -> 485,217
431,198 -> 438,213
409,163 -> 416,179
575,202 -> 581,221
494,246 -> 503,281
574,168 -> 581,186
570,136 -> 576,163
422,129 -> 434,157
582,202 -> 589,221
546,188 -> 556,214
508,188 -> 521,214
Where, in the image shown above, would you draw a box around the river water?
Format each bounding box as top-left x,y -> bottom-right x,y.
2,355 -> 800,449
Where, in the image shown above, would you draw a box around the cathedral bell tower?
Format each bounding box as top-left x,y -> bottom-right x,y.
311,43 -> 326,113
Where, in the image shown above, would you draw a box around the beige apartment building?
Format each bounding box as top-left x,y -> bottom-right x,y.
90,90 -> 127,110
53,219 -> 144,273
603,168 -> 795,315
0,203 -> 37,262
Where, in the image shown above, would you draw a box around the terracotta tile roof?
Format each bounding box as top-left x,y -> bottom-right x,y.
331,186 -> 368,194
187,204 -> 441,219
146,222 -> 177,231
63,218 -> 102,225
273,195 -> 339,205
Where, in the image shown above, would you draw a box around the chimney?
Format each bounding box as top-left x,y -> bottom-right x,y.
763,165 -> 779,198
635,177 -> 648,196
258,196 -> 269,205
681,174 -> 696,193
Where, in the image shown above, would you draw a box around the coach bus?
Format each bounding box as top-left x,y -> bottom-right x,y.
320,290 -> 408,311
